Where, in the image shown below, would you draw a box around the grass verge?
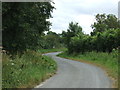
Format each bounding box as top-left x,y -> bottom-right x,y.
38,48 -> 67,54
2,50 -> 57,88
57,51 -> 118,88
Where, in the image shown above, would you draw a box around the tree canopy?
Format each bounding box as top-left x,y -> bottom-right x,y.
91,14 -> 120,36
2,2 -> 54,54
63,14 -> 120,54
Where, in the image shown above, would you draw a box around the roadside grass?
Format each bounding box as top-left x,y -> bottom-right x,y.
57,50 -> 118,88
2,50 -> 57,88
38,48 -> 67,54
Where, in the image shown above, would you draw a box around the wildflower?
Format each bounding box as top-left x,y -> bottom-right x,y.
11,63 -> 14,65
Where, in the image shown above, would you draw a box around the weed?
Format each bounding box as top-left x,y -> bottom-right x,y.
2,50 -> 57,88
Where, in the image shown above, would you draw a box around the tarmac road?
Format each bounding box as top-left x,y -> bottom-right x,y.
35,52 -> 112,88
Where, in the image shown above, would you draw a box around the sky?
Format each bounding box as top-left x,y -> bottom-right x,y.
49,0 -> 120,34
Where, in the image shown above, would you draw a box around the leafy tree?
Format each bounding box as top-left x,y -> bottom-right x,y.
105,14 -> 120,29
91,14 -> 107,35
91,14 -> 120,36
61,22 -> 83,53
2,2 -> 54,54
63,14 -> 120,54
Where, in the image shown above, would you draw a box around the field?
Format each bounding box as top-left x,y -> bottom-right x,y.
38,48 -> 67,54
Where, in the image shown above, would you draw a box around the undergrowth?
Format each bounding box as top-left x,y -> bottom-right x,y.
2,50 -> 57,88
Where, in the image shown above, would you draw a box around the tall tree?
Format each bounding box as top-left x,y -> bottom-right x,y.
2,2 -> 54,54
62,22 -> 83,53
91,14 -> 120,36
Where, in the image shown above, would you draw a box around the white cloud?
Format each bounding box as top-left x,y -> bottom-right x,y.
50,0 -> 120,34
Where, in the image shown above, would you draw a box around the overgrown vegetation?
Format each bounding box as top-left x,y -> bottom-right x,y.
2,2 -> 59,89
2,50 -> 57,88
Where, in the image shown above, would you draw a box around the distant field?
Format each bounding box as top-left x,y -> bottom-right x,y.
38,48 -> 67,54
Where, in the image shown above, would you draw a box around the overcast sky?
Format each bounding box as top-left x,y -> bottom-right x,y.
49,0 -> 120,34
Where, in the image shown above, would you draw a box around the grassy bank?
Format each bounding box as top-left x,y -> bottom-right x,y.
38,48 -> 67,54
58,50 -> 118,87
2,50 -> 57,88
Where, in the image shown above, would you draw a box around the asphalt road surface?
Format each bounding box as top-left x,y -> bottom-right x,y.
35,52 -> 112,88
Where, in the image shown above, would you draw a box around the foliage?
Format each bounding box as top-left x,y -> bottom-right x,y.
91,14 -> 120,35
39,31 -> 65,49
63,14 -> 120,54
2,2 -> 54,54
2,50 -> 57,88
61,22 -> 83,53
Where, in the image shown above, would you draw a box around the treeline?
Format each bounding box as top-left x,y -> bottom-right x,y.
2,2 -> 54,55
62,14 -> 120,53
39,31 -> 64,49
2,2 -> 120,55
